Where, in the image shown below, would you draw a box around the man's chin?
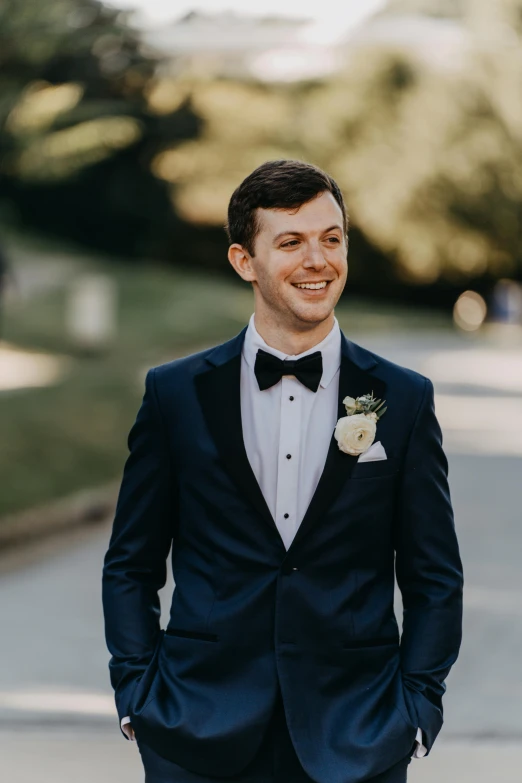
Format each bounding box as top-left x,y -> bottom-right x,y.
285,300 -> 335,326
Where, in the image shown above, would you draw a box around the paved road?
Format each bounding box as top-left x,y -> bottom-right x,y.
1,327 -> 521,782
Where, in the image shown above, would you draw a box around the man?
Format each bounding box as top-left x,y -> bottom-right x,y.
102,159 -> 463,783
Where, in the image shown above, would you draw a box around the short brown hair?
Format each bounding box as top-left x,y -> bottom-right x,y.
225,159 -> 349,256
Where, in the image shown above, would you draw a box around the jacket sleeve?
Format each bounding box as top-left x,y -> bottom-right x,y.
102,367 -> 176,739
395,376 -> 464,754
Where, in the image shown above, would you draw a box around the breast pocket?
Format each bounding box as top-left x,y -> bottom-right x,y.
350,456 -> 400,480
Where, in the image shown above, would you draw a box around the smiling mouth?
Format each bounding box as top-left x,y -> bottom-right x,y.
292,280 -> 332,290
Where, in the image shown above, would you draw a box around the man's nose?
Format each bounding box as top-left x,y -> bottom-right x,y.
303,244 -> 327,269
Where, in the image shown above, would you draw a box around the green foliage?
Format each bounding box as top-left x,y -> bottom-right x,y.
344,393 -> 387,419
0,0 -> 153,140
0,0 -> 199,257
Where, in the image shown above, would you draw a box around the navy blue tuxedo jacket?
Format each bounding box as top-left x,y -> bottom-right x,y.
102,326 -> 463,783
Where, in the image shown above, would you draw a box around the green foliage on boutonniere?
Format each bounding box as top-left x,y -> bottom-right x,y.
342,392 -> 387,420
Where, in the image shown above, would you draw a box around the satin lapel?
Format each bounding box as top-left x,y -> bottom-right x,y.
194,349 -> 283,545
286,340 -> 386,554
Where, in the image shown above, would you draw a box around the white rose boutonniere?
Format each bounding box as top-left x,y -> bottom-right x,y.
334,392 -> 387,456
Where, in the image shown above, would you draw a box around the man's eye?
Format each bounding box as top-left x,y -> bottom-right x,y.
327,237 -> 340,243
282,240 -> 299,248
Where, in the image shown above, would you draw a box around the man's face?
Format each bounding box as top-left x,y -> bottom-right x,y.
241,191 -> 348,329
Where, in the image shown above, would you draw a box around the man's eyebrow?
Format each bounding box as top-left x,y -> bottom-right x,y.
272,224 -> 343,242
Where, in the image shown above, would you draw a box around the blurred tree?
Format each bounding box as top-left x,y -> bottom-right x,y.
0,0 -> 200,258
150,80 -> 298,224
310,0 -> 522,289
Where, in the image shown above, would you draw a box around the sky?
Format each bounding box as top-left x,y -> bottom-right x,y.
107,0 -> 388,38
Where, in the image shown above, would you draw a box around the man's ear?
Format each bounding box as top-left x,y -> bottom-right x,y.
228,244 -> 257,283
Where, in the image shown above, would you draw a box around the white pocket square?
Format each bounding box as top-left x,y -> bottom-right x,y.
357,440 -> 387,463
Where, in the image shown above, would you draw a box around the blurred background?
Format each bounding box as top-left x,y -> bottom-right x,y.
0,0 -> 521,780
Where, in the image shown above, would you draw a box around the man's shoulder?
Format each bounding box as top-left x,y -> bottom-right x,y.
148,329 -> 244,385
150,344 -> 216,382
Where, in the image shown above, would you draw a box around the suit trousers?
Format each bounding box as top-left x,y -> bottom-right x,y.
135,687 -> 412,783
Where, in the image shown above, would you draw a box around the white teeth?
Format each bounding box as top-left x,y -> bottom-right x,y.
295,281 -> 328,290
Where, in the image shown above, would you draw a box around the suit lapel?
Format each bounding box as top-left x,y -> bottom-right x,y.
194,328 -> 284,545
195,326 -> 386,552
286,333 -> 386,554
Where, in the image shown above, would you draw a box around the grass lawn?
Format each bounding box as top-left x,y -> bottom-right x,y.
0,238 -> 452,518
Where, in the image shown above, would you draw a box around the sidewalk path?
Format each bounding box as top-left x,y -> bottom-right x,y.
1,729 -> 521,783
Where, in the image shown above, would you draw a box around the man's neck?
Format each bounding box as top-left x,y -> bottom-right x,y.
253,312 -> 335,356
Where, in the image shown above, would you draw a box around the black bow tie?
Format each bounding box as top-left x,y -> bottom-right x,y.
254,348 -> 323,393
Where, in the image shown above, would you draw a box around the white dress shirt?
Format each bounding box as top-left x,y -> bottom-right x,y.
122,313 -> 426,757
240,312 -> 342,550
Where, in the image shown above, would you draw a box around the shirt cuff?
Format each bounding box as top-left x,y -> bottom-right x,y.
121,715 -> 135,741
412,727 -> 427,758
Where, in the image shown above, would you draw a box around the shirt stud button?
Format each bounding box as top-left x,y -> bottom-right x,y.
286,454 -> 292,459
284,513 -> 289,519
289,396 -> 294,401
